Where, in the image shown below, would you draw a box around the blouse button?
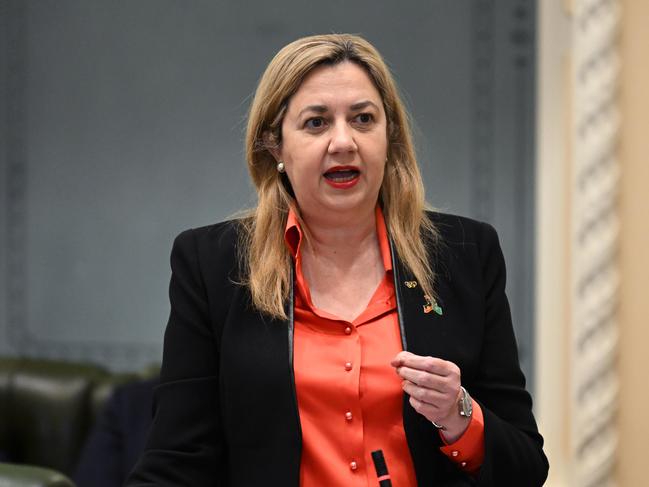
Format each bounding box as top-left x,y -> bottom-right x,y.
344,326 -> 352,335
344,362 -> 353,371
350,461 -> 358,471
461,461 -> 467,468
345,411 -> 353,421
451,451 -> 459,457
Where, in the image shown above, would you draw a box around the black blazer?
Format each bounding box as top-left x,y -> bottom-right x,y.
127,212 -> 548,486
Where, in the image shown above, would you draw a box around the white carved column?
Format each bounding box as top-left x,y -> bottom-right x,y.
571,0 -> 620,485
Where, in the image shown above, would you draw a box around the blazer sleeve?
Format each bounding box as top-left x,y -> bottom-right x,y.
126,229 -> 225,486
472,222 -> 549,486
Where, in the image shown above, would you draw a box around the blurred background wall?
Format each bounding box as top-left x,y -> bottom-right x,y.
0,0 -> 537,376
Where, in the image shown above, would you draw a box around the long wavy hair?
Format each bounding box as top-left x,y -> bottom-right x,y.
240,33 -> 438,320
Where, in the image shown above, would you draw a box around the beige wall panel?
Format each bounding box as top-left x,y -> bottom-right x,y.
535,0 -> 572,484
618,0 -> 649,485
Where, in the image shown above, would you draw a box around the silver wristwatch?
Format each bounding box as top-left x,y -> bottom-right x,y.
458,386 -> 473,418
431,386 -> 473,429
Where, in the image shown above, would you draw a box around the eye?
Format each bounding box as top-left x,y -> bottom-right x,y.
354,113 -> 374,125
304,117 -> 326,130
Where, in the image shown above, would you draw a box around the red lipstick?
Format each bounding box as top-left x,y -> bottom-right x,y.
323,165 -> 361,189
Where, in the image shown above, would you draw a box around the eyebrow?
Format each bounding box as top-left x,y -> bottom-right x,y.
296,100 -> 380,118
350,100 -> 380,111
297,105 -> 328,118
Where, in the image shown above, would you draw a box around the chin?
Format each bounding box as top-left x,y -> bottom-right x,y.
322,195 -> 376,215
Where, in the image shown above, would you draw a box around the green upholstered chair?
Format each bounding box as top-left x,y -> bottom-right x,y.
0,463 -> 75,487
0,357 -> 155,487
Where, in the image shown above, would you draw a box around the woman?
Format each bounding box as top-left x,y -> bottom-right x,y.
127,34 -> 548,486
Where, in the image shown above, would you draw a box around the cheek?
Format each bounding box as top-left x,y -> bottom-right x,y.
282,134 -> 318,163
373,164 -> 387,188
284,161 -> 321,198
367,148 -> 388,178
282,144 -> 324,180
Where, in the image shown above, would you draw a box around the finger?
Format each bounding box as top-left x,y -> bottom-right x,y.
396,367 -> 454,393
390,353 -> 405,368
394,351 -> 456,377
397,366 -> 439,389
391,350 -> 420,367
402,380 -> 449,406
392,350 -> 413,366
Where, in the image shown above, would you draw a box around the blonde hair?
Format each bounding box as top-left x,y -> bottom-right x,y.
240,33 -> 438,320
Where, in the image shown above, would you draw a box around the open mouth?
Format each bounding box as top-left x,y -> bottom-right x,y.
323,166 -> 361,183
325,169 -> 360,183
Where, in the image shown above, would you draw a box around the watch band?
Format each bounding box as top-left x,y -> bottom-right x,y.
458,386 -> 473,418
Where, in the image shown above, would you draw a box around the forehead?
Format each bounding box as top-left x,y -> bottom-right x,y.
287,61 -> 383,110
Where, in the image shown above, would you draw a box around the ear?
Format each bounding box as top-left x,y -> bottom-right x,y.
262,131 -> 282,162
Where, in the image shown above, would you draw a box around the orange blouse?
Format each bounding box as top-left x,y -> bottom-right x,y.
285,207 -> 484,486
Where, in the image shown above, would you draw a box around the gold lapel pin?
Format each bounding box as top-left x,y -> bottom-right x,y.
404,281 -> 418,288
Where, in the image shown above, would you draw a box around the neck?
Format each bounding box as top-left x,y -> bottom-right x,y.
299,204 -> 378,259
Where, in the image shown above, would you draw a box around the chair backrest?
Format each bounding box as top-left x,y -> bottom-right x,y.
0,357 -> 140,475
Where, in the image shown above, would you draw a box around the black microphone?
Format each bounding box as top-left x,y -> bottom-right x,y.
371,449 -> 392,487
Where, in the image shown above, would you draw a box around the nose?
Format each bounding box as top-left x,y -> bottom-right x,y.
327,122 -> 358,154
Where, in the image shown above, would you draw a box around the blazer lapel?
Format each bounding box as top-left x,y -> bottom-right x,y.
389,237 -> 447,358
